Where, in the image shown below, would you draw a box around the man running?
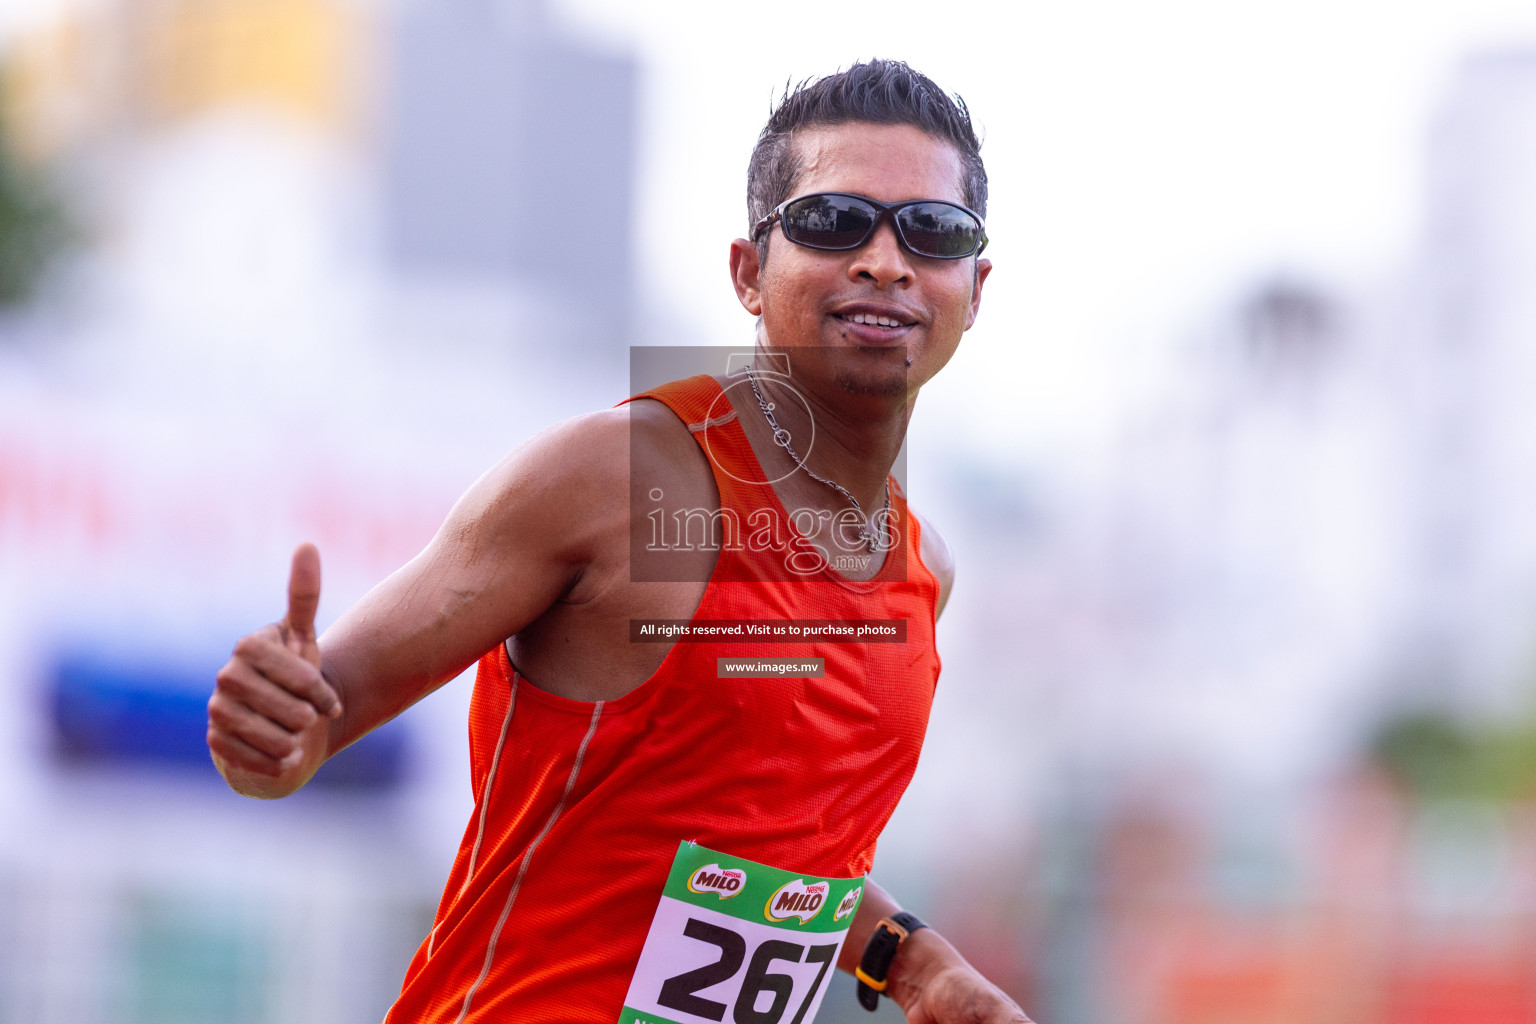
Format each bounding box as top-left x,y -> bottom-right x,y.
207,60 -> 1031,1024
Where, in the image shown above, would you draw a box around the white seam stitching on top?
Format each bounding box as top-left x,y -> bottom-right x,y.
453,700 -> 605,1024
464,679 -> 519,891
426,921 -> 441,961
430,675 -> 519,960
687,409 -> 738,432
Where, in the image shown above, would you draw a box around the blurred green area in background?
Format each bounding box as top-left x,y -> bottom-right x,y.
0,66 -> 72,311
128,894 -> 270,1024
1371,699 -> 1536,803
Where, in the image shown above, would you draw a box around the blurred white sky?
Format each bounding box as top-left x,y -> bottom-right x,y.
544,0 -> 1536,468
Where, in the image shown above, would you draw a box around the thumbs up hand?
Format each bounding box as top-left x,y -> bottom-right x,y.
208,543 -> 343,797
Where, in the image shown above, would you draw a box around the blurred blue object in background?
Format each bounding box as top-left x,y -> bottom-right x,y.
49,650 -> 408,789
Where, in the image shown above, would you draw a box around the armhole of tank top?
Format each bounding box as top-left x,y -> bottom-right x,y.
492,388 -> 737,716
902,499 -> 946,617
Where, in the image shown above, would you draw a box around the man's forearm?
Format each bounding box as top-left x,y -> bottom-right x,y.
841,879 -> 1032,1022
840,878 -> 899,974
840,880 -> 963,997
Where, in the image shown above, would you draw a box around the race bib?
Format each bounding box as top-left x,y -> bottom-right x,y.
618,841 -> 865,1024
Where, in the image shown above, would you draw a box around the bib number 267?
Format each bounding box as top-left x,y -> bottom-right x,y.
657,917 -> 836,1024
619,843 -> 862,1024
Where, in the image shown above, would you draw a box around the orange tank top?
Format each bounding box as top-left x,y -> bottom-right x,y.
387,375 -> 942,1023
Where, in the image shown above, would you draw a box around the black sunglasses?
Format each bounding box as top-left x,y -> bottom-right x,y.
751,192 -> 988,260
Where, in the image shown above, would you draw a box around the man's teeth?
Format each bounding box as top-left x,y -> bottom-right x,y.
844,313 -> 906,328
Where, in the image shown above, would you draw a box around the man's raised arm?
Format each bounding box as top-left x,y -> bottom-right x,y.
206,410 -> 630,798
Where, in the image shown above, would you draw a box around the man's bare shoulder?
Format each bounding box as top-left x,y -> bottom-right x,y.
423,408 -> 631,585
469,402 -> 689,505
457,411 -> 626,531
459,399 -> 714,560
912,509 -> 956,620
511,400 -> 701,478
622,398 -> 719,510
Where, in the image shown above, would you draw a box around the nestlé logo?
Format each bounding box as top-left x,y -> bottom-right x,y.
764,878 -> 830,925
687,863 -> 746,899
834,885 -> 862,922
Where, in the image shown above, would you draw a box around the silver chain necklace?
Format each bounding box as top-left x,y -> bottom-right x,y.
745,371 -> 891,552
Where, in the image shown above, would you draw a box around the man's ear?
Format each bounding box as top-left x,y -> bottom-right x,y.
729,237 -> 764,316
965,257 -> 992,330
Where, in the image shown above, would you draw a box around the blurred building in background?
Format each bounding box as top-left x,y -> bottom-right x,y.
382,0 -> 637,348
1412,48 -> 1536,704
1,0 -> 362,162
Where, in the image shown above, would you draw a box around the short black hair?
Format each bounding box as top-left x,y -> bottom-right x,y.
746,60 -> 987,245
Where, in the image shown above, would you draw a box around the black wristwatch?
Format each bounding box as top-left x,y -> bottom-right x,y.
854,911 -> 927,1010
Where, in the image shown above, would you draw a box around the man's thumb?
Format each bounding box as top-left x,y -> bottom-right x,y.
285,542 -> 322,644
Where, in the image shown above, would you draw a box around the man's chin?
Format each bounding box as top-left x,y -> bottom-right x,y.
834,365 -> 909,399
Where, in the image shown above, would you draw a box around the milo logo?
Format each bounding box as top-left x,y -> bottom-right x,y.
764,878 -> 830,924
834,884 -> 862,922
686,864 -> 745,899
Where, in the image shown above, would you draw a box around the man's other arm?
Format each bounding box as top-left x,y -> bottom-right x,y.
206,409 -> 632,798
914,511 -> 955,621
863,520 -> 1031,1020
840,880 -> 1031,1023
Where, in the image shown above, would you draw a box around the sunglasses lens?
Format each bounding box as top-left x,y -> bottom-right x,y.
896,203 -> 982,258
781,195 -> 879,249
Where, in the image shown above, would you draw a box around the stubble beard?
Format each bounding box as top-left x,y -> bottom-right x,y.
834,362 -> 909,399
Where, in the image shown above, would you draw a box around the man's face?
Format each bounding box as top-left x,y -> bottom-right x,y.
730,121 -> 991,401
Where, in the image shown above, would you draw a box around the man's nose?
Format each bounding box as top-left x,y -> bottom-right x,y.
848,218 -> 913,288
